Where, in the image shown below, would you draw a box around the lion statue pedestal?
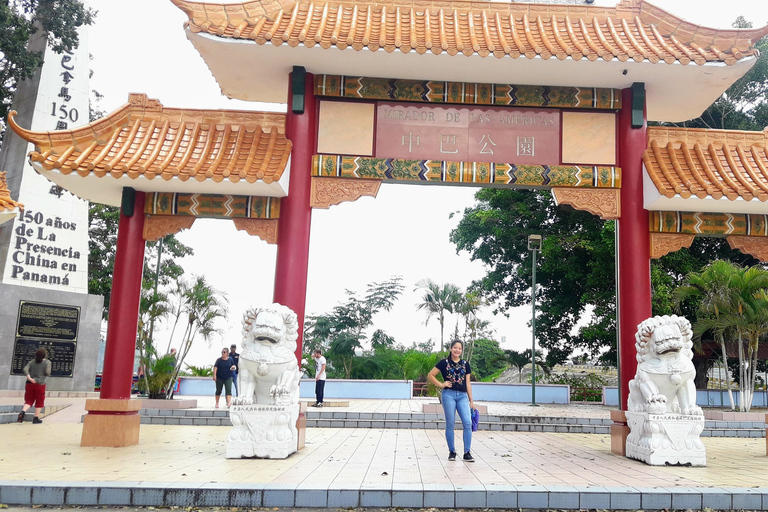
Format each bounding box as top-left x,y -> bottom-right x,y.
227,304 -> 303,459
625,315 -> 706,466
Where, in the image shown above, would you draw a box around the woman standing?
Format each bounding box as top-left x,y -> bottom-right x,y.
17,348 -> 52,424
212,348 -> 235,408
428,340 -> 475,462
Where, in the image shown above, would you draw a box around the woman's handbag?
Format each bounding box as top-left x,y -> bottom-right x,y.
471,407 -> 479,432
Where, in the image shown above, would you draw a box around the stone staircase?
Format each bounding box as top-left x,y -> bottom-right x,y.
127,407 -> 766,437
0,404 -> 68,424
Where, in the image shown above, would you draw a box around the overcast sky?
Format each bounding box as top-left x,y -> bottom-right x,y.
85,0 -> 767,368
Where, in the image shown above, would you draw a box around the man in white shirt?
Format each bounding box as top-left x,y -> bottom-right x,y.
312,349 -> 326,407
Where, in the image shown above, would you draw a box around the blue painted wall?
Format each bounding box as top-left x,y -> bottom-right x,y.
472,382 -> 569,404
300,379 -> 413,399
601,387 -> 768,408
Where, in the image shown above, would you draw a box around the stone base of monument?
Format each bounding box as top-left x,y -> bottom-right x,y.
625,411 -> 706,466
227,404 -> 301,459
610,410 -> 629,456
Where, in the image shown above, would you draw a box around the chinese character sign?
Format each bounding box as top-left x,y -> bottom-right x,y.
375,103 -> 560,165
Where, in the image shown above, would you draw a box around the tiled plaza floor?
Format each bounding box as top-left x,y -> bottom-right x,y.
1,397 -> 767,509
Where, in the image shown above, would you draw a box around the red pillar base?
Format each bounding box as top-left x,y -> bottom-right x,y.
610,409 -> 629,456
80,399 -> 141,447
297,401 -> 307,450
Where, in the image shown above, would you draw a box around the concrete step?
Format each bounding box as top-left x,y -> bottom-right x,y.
128,408 -> 767,437
0,404 -> 68,424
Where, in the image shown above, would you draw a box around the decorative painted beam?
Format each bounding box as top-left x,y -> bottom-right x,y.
145,192 -> 280,219
313,155 -> 620,188
649,211 -> 768,236
316,76 -> 622,109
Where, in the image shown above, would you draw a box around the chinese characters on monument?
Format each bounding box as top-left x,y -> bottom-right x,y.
375,103 -> 560,164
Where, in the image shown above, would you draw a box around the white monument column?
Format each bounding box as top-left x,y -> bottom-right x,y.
0,29 -> 90,290
0,27 -> 104,392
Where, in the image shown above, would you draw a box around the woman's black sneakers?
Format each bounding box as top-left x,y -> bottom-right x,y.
448,451 -> 457,461
463,452 -> 475,462
32,417 -> 43,424
17,411 -> 25,423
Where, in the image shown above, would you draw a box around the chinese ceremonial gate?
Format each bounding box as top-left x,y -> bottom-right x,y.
6,0 -> 768,453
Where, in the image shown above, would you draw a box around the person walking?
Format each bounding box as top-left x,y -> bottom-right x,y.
229,344 -> 240,397
312,349 -> 326,407
18,347 -> 52,424
212,348 -> 235,408
428,340 -> 475,462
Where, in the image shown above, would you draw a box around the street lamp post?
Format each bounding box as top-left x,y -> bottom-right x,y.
528,234 -> 542,407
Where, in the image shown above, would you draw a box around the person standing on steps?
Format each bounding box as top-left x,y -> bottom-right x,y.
18,348 -> 52,424
428,339 -> 476,462
213,348 -> 235,408
312,349 -> 326,407
229,344 -> 240,397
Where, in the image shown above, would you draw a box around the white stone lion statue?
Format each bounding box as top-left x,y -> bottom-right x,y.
627,315 -> 702,416
233,303 -> 301,406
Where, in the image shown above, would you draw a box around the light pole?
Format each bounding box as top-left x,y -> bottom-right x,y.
528,234 -> 542,407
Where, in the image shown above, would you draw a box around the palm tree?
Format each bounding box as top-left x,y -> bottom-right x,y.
676,262 -> 768,411
164,275 -> 228,398
415,278 -> 462,351
674,260 -> 738,409
456,290 -> 485,361
494,349 -> 549,383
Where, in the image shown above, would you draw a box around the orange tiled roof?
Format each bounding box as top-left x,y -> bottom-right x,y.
171,0 -> 768,64
643,127 -> 768,202
0,172 -> 23,212
7,93 -> 291,185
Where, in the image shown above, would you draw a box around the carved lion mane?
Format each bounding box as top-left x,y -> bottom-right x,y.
634,315 -> 693,364
241,303 -> 298,358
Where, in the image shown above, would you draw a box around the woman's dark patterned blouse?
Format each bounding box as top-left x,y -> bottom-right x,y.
435,358 -> 471,393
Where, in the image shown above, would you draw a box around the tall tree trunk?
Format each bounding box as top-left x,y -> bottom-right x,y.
738,331 -> 745,412
719,335 -> 735,410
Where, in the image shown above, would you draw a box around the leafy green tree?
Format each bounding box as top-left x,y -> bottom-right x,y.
674,260 -> 739,408
495,349 -> 530,382
451,189 -> 615,360
663,19 -> 767,131
303,277 -> 404,377
415,278 -> 462,351
184,364 -> 213,377
677,263 -> 768,411
494,348 -> 549,383
467,338 -> 505,380
87,204 -> 194,319
371,329 -> 396,351
0,0 -> 94,123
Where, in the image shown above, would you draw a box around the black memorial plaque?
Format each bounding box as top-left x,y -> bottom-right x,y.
11,301 -> 80,378
11,339 -> 76,377
16,301 -> 79,341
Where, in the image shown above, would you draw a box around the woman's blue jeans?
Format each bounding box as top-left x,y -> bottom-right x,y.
441,388 -> 472,453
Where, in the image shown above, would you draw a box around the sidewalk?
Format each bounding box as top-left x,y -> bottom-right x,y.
1,397 -> 767,510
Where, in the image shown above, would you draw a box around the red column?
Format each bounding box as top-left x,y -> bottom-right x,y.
100,190 -> 146,399
617,86 -> 651,409
274,70 -> 317,362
